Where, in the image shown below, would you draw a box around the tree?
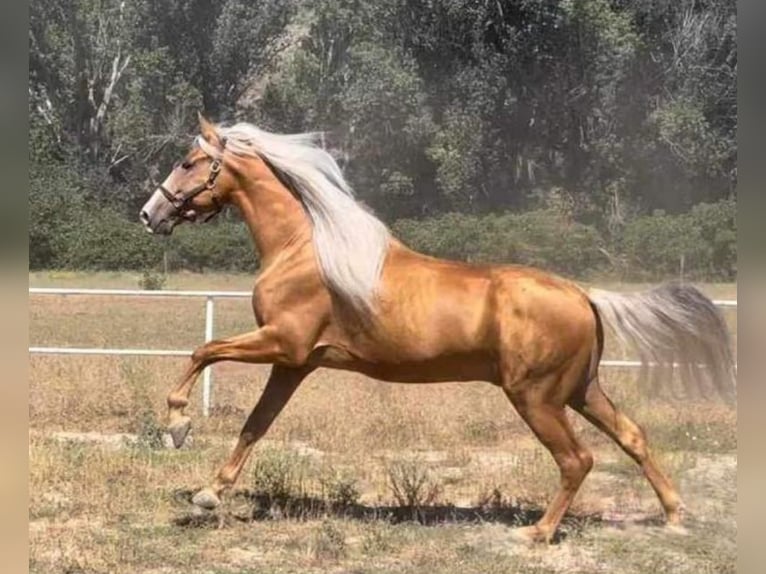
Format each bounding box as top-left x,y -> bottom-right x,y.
29,0 -> 133,161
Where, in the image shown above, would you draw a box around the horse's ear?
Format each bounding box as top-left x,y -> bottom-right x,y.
197,112 -> 222,147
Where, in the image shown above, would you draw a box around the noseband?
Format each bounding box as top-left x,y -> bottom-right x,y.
159,136 -> 227,222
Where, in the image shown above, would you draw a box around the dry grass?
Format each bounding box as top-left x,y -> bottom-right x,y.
29,272 -> 737,573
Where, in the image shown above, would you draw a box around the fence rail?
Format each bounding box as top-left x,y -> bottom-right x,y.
29,287 -> 737,416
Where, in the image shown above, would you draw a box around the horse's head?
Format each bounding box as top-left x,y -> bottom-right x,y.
140,113 -> 235,235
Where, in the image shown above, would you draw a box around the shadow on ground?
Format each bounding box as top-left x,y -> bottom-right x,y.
169,489 -> 622,543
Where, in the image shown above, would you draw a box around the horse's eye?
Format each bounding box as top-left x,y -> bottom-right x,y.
181,161 -> 193,170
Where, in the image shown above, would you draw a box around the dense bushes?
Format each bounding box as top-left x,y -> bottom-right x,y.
28,0 -> 736,282
394,203 -> 735,281
393,210 -> 604,277
170,223 -> 259,272
29,164 -> 156,270
619,199 -> 736,280
28,161 -> 734,279
29,164 -> 258,272
30,168 -> 735,281
29,206 -> 259,273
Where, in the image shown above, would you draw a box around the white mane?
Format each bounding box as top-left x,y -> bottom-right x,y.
208,122 -> 391,312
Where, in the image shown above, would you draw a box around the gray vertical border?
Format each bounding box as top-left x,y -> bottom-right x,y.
0,0 -> 32,572
737,1 -> 765,573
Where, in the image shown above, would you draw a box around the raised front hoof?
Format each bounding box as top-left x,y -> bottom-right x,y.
192,488 -> 221,510
509,525 -> 551,545
167,417 -> 192,449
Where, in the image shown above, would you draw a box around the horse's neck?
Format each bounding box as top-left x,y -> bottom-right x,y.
231,171 -> 312,263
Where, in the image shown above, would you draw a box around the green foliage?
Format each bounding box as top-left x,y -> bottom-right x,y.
251,447 -> 311,504
28,161 -> 258,273
394,201 -> 735,280
651,99 -> 727,177
427,106 -> 484,203
57,208 -> 163,270
169,222 -> 258,273
28,0 -> 737,281
620,211 -> 703,278
319,469 -> 360,508
138,270 -> 167,290
620,200 -> 736,280
689,198 -> 737,278
394,210 -> 606,278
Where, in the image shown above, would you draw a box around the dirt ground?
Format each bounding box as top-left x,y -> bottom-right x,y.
29,272 -> 737,573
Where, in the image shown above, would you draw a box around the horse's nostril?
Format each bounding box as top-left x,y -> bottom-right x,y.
140,210 -> 150,225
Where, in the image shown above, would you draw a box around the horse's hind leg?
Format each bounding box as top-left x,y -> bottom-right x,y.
502,376 -> 594,543
570,380 -> 683,525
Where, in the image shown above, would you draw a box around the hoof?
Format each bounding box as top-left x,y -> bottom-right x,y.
509,525 -> 550,545
168,417 -> 192,449
192,488 -> 221,510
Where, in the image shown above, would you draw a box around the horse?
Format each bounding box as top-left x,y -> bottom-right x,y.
139,114 -> 736,543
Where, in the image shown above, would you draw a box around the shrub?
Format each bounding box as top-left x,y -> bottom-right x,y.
138,269 -> 167,290
393,212 -> 484,261
169,221 -> 258,272
618,200 -> 736,281
386,458 -> 440,509
59,208 -> 163,270
30,156 -> 735,283
29,161 -> 163,271
319,469 -> 360,508
500,210 -> 605,276
309,519 -> 346,560
688,198 -> 737,279
29,163 -> 87,269
394,209 -> 606,278
251,447 -> 311,504
619,211 -> 703,279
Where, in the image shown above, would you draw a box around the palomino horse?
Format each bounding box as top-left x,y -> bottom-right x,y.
140,114 -> 735,543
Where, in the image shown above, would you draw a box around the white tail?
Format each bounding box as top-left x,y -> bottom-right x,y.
589,283 -> 736,402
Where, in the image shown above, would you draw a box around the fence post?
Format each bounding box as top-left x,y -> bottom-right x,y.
202,296 -> 214,417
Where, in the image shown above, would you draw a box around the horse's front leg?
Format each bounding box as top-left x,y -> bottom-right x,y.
166,326 -> 298,448
192,365 -> 312,509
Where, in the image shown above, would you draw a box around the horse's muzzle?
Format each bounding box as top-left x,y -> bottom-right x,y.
140,189 -> 181,235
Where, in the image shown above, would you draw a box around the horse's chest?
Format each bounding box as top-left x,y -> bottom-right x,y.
250,285 -> 295,325
251,270 -> 328,327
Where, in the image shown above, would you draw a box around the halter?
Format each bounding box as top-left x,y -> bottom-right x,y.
158,135 -> 227,222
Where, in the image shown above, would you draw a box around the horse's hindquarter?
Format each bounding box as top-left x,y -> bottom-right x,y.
491,267 -> 597,384
318,246 -> 596,384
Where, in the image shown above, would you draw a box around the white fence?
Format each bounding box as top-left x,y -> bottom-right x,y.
29,287 -> 253,416
29,287 -> 737,416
